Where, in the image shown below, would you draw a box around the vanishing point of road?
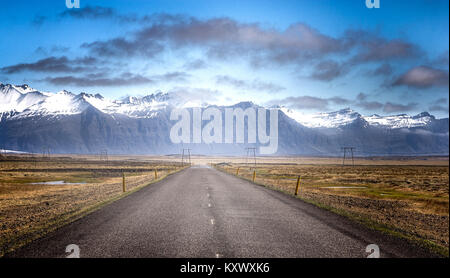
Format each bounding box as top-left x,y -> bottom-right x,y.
7,166 -> 436,258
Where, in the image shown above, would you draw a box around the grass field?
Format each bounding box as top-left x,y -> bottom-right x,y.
0,154 -> 184,256
1,154 -> 448,257
213,156 -> 449,256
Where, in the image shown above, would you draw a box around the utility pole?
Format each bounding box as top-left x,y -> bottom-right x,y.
42,147 -> 50,159
245,147 -> 257,169
341,147 -> 355,166
181,148 -> 191,166
100,149 -> 108,163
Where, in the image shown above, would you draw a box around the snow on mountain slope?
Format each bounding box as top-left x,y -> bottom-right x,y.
364,112 -> 434,128
2,83 -> 219,119
282,107 -> 437,129
0,84 -> 50,113
14,91 -> 50,112
0,83 -> 443,128
75,92 -> 170,118
0,85 -> 23,112
1,84 -> 171,119
12,84 -> 37,94
281,107 -> 363,128
0,84 -> 31,112
112,92 -> 170,118
15,90 -> 88,117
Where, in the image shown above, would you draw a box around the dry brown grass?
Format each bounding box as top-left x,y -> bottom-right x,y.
214,158 -> 449,252
0,155 -> 183,256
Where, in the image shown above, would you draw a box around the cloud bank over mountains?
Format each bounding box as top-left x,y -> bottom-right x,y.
0,3 -> 448,118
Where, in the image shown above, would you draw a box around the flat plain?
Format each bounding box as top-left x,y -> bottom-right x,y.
212,156 -> 449,255
0,154 -> 183,256
0,154 -> 448,257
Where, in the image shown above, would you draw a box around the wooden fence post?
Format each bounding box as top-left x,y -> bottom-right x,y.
295,176 -> 301,196
122,172 -> 126,192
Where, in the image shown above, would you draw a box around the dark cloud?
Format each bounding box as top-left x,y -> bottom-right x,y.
393,66 -> 449,88
81,38 -> 164,58
32,6 -> 127,25
429,104 -> 449,113
428,98 -> 449,113
183,59 -> 208,70
77,15 -> 422,84
328,96 -> 351,105
355,93 -> 383,110
34,46 -> 70,56
155,72 -> 191,82
81,16 -> 348,66
1,56 -> 99,74
383,102 -> 418,113
216,75 -> 285,93
356,92 -> 367,102
32,5 -> 188,26
266,92 -> 427,114
59,6 -> 178,24
310,60 -> 347,81
44,73 -> 154,87
25,13 -> 425,87
42,71 -> 190,87
346,30 -> 421,63
271,92 -> 426,114
59,6 -> 115,19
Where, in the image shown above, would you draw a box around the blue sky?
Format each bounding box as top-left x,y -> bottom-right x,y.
0,0 -> 448,117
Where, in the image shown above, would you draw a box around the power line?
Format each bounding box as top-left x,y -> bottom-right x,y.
181,148 -> 191,166
42,147 -> 50,159
99,149 -> 108,163
245,147 -> 257,169
341,147 -> 355,166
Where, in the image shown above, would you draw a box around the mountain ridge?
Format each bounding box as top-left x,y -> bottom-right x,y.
0,83 -> 448,156
1,83 -> 446,129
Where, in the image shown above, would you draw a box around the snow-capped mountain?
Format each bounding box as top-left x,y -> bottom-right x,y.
0,83 -> 448,156
363,112 -> 435,129
282,108 -> 364,128
1,83 -> 442,130
0,83 -> 172,118
281,107 -> 437,129
0,83 -> 50,113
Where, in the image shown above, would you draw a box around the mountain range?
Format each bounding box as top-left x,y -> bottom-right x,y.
0,83 -> 448,156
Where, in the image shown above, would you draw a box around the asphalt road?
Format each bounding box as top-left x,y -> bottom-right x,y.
7,166 -> 436,258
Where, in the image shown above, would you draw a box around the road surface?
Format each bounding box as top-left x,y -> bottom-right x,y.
7,166 -> 436,258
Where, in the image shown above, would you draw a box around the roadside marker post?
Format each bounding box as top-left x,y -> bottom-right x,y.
154,169 -> 158,180
252,170 -> 256,183
122,172 -> 126,192
295,176 -> 301,196
236,167 -> 240,176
